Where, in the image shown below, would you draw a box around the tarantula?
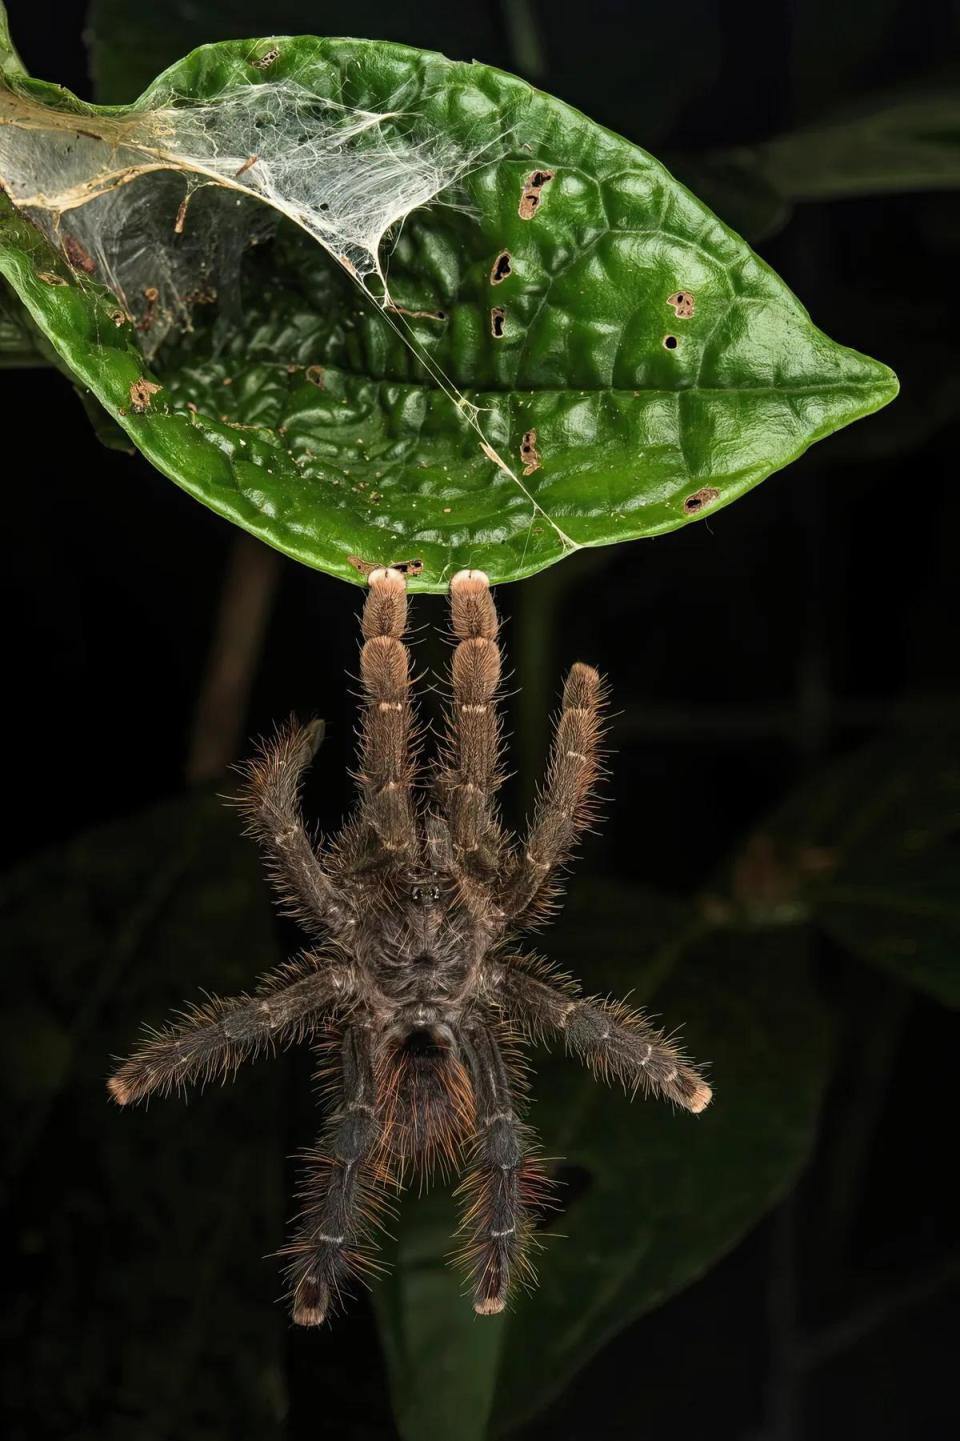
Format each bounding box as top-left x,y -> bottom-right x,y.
109,567 -> 711,1322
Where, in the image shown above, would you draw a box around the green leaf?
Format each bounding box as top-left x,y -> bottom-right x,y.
375,886 -> 835,1437
0,30 -> 896,589
723,737 -> 960,1008
0,791 -> 288,1437
0,1 -> 25,78
0,273 -> 45,365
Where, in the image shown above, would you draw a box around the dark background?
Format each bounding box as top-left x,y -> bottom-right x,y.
2,2 -> 958,1438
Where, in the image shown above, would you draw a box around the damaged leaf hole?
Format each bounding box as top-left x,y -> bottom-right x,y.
490,250 -> 512,285
520,428 -> 541,476
128,377 -> 162,414
519,168 -> 554,220
663,334 -> 679,351
667,290 -> 695,319
490,305 -> 507,339
250,46 -> 281,70
348,554 -> 424,579
683,486 -> 720,515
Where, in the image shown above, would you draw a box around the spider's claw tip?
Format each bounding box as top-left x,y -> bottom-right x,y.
473,1294 -> 506,1316
450,568 -> 489,591
303,718 -> 326,758
293,1276 -> 330,1326
368,566 -> 406,590
107,1074 -> 133,1106
688,1081 -> 713,1114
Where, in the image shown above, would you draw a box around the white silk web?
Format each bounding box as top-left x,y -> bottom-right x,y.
0,74 -> 577,557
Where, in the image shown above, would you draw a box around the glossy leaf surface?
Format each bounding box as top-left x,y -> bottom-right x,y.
0,23 -> 896,588
0,792 -> 288,1436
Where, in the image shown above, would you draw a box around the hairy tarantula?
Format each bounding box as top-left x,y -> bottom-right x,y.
109,568 -> 711,1322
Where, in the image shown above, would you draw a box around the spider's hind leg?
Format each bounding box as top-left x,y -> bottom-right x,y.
455,1024 -> 552,1315
284,1024 -> 391,1326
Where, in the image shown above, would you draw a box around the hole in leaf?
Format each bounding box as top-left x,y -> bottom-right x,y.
683,486 -> 720,514
491,306 -> 506,338
519,168 -> 554,220
520,428 -> 541,475
490,250 -> 512,284
667,289 -> 696,319
663,334 -> 679,350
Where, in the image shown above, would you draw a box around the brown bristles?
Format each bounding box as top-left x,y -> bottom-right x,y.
106,1075 -> 133,1106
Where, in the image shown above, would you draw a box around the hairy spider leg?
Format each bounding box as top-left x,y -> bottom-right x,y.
499,661 -> 607,927
455,1024 -> 550,1314
435,569 -> 507,881
499,964 -> 712,1113
285,1024 -> 390,1325
350,566 -> 419,866
107,958 -> 352,1105
238,717 -> 348,935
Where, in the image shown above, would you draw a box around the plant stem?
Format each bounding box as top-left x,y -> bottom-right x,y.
186,533 -> 282,784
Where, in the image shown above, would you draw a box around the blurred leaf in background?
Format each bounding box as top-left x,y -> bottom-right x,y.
717,737 -> 960,1009
1,793 -> 289,1440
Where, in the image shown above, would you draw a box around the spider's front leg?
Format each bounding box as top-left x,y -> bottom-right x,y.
498,660 -> 607,927
284,1024 -> 390,1325
456,1024 -> 550,1315
435,569 -> 506,876
345,566 -> 420,867
498,962 -> 712,1113
107,957 -> 353,1105
238,717 -> 350,936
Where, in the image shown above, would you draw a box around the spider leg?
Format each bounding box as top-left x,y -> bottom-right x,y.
238,718 -> 349,936
497,962 -> 712,1113
455,1023 -> 550,1315
497,662 -> 606,926
284,1024 -> 390,1325
435,569 -> 506,877
107,955 -> 352,1105
342,566 -> 419,868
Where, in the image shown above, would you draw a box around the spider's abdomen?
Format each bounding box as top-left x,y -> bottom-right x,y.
377,1026 -> 475,1171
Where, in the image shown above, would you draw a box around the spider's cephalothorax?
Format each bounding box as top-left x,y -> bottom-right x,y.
108,568 -> 712,1323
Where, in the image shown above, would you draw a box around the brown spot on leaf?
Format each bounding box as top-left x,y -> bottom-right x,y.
683,486 -> 720,515
386,304 -> 448,322
37,271 -> 67,286
62,234 -> 95,274
667,290 -> 696,319
520,428 -> 541,476
111,309 -> 129,326
174,193 -> 191,235
305,365 -> 325,388
251,45 -> 281,69
519,169 -> 554,220
490,250 -> 512,284
490,306 -> 506,339
129,377 -> 162,414
348,555 -> 424,579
